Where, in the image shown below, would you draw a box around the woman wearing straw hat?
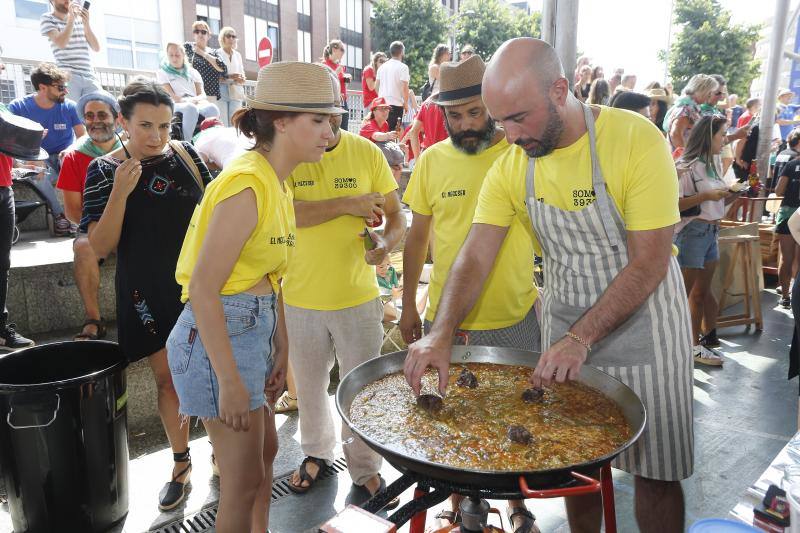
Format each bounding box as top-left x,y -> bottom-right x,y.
167,62 -> 341,533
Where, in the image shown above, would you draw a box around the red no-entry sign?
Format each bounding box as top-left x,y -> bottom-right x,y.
258,37 -> 273,68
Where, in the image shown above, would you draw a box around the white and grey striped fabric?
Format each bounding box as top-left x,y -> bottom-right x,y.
525,104 -> 694,481
40,13 -> 93,75
424,304 -> 541,352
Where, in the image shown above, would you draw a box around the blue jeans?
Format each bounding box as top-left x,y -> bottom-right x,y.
66,70 -> 102,100
674,220 -> 720,269
25,154 -> 64,217
217,84 -> 243,126
167,293 -> 277,419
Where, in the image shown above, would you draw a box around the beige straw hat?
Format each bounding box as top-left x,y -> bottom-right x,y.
646,88 -> 670,103
433,55 -> 485,107
246,62 -> 345,114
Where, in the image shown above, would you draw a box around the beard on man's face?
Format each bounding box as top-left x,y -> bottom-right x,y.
88,122 -> 116,143
515,101 -> 564,158
447,116 -> 496,155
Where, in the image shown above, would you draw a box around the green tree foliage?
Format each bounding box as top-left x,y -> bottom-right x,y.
662,0 -> 761,97
454,0 -> 541,62
371,0 -> 449,92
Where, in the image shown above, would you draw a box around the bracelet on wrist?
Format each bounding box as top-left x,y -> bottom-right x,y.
565,331 -> 591,352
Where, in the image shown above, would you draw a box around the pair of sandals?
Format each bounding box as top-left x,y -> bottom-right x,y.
74,318 -> 107,341
158,448 -> 192,512
434,506 -> 538,533
288,456 -> 399,509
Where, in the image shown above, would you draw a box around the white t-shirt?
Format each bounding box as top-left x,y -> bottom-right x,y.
217,48 -> 245,101
155,67 -> 203,98
376,58 -> 410,107
193,126 -> 254,168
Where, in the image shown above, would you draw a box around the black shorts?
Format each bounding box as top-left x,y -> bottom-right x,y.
777,219 -> 792,235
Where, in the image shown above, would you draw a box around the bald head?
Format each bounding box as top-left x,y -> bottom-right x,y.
486,38 -> 565,94
483,38 -> 575,158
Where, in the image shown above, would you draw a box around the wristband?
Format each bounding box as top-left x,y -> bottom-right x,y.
565,331 -> 591,352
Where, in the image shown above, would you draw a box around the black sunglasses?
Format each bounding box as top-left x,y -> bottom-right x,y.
51,83 -> 68,91
193,29 -> 208,35
226,34 -> 237,39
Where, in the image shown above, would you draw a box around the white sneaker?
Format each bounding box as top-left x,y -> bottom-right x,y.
693,345 -> 723,366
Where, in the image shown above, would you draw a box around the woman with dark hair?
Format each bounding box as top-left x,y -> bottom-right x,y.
674,116 -> 733,367
646,88 -> 670,133
80,78 -> 211,511
591,65 -> 604,81
362,51 -> 387,109
167,62 -> 341,533
609,91 -> 652,118
323,39 -> 351,130
428,43 -> 451,96
773,129 -> 800,308
587,78 -> 610,105
573,64 -> 592,102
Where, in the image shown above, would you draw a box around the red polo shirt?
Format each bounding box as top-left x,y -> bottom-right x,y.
56,150 -> 95,204
325,58 -> 347,99
416,100 -> 448,150
0,154 -> 12,188
359,118 -> 389,143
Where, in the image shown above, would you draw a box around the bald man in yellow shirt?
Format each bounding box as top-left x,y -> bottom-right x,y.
401,55 -> 541,533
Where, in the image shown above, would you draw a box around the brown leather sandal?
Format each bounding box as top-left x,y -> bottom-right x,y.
74,318 -> 107,341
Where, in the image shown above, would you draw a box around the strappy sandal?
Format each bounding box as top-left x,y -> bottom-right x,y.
275,391 -> 298,413
73,318 -> 107,341
356,474 -> 399,510
288,456 -> 326,494
506,506 -> 540,533
158,448 -> 192,511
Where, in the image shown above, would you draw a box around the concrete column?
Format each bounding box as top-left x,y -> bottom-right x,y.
540,0 -> 579,80
757,0 -> 792,183
280,0 -> 299,62
181,0 -> 196,44
312,0 -> 329,60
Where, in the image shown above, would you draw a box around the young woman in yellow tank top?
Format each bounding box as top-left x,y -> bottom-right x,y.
166,62 -> 344,533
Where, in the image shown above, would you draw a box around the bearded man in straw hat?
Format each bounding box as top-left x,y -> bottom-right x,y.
282,72 -> 406,504
400,54 -> 541,533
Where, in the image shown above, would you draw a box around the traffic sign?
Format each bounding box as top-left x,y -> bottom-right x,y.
258,37 -> 273,68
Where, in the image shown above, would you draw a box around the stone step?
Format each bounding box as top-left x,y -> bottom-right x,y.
9,230 -> 117,335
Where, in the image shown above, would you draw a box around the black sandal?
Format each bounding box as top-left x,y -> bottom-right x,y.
288,456 -> 326,494
506,506 -> 540,533
73,318 -> 107,341
158,448 -> 192,511
356,474 -> 399,510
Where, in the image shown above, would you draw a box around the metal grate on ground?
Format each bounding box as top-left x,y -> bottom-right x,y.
152,457 -> 348,533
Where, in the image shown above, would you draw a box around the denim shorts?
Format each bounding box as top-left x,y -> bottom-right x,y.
674,220 -> 720,269
166,293 -> 277,419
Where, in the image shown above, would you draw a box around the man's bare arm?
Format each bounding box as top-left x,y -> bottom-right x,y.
294,193 -> 383,228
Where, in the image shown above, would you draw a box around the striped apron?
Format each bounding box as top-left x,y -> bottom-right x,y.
524,105 -> 694,481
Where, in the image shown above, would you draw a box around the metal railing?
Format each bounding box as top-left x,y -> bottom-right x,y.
1,57 -> 367,134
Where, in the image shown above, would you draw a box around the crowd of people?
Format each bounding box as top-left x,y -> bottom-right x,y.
3,2 -> 800,531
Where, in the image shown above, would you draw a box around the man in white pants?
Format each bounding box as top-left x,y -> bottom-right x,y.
283,104 -> 405,503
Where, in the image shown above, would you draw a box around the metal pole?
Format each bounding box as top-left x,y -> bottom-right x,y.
541,0 -> 556,46
554,0 -> 579,83
757,0 -> 791,186
664,0 -> 675,82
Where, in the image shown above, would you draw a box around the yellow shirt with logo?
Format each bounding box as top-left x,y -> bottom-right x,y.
283,131 -> 398,310
473,107 -> 679,255
402,138 -> 537,330
176,151 -> 295,302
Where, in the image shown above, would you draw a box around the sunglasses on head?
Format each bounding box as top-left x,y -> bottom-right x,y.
194,29 -> 208,35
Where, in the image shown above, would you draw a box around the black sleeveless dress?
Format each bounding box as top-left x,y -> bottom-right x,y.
80,142 -> 211,362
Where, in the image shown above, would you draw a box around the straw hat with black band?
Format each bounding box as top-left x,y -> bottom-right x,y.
432,55 -> 485,107
246,62 -> 346,115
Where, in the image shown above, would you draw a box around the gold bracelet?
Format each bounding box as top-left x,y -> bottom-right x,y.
565,331 -> 592,352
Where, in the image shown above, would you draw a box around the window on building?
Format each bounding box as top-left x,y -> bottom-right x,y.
297,0 -> 310,15
297,30 -> 312,63
339,0 -> 364,81
244,0 -> 281,63
14,0 -> 48,20
196,0 -> 222,36
105,15 -> 161,71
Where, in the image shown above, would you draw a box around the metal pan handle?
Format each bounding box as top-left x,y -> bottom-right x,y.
518,471 -> 601,498
7,393 -> 61,430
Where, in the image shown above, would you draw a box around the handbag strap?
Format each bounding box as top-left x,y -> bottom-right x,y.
168,140 -> 205,193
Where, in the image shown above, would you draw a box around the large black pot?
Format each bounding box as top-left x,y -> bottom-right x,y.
336,346 -> 646,491
0,341 -> 129,533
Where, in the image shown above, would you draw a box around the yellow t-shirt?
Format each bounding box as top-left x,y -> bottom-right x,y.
473,107 -> 680,256
176,151 -> 295,302
402,138 -> 537,330
283,131 -> 398,310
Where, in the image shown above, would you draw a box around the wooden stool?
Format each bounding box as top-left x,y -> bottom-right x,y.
717,235 -> 763,331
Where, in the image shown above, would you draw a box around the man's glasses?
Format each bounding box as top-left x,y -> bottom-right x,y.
194,29 -> 208,35
84,112 -> 111,121
51,84 -> 68,91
